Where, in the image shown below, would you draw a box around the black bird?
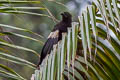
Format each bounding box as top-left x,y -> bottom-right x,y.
37,12 -> 72,67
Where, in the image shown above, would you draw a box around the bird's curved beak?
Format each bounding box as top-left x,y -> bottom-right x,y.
61,13 -> 64,16
61,13 -> 67,17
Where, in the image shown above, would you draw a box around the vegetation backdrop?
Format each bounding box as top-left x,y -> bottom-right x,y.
0,0 -> 120,80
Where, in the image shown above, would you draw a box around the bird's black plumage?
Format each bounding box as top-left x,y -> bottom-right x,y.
37,12 -> 72,67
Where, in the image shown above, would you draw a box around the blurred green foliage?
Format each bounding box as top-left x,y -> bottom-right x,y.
0,0 -> 90,79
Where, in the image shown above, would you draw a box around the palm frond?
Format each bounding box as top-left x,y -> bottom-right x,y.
32,0 -> 120,80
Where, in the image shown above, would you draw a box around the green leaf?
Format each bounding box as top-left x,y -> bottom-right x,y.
0,24 -> 43,38
64,66 -> 84,80
0,1 -> 41,4
2,10 -> 50,17
0,32 -> 43,45
0,41 -> 39,57
112,0 -> 120,29
83,11 -> 92,60
60,34 -> 67,79
79,15 -> 87,63
0,7 -> 46,11
97,38 -> 120,76
0,69 -> 26,80
0,64 -> 25,80
0,52 -> 36,68
106,0 -> 117,31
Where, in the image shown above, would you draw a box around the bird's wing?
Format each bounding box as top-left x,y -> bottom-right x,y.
48,30 -> 59,38
39,30 -> 59,65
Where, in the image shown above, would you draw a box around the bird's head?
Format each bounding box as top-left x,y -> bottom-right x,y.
61,12 -> 72,23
